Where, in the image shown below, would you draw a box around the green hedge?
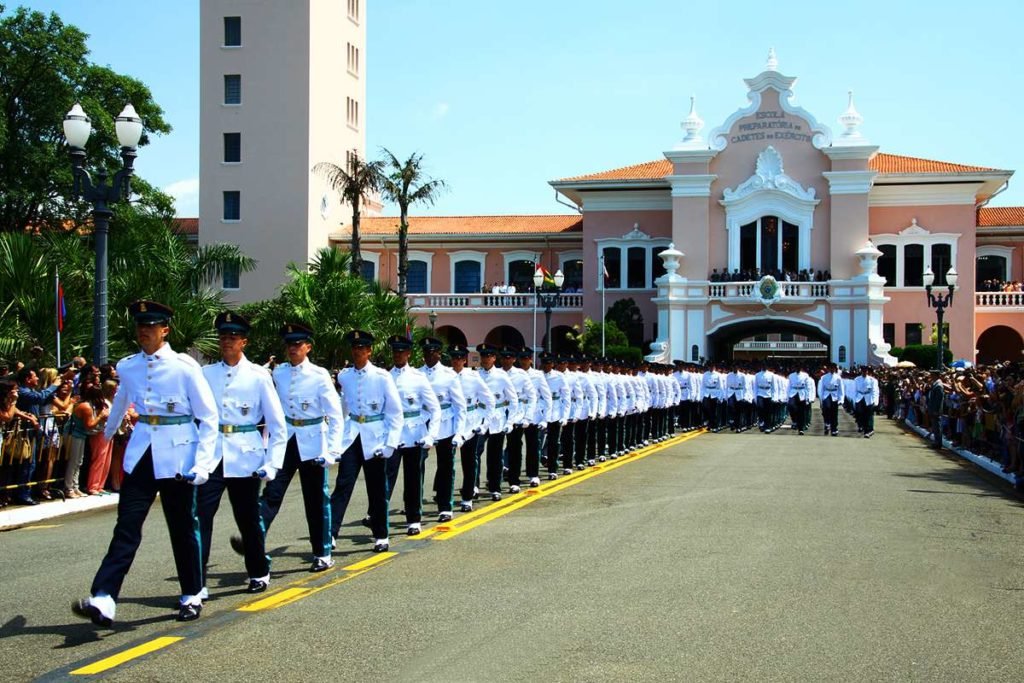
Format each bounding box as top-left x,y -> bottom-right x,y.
605,345 -> 644,364
900,344 -> 953,368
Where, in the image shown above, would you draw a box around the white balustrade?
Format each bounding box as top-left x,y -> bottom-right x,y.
407,292 -> 584,311
707,281 -> 830,301
976,291 -> 1024,308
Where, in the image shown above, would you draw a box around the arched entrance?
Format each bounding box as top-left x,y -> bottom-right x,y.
706,318 -> 829,363
434,325 -> 467,348
977,325 -> 1024,364
484,325 -> 525,349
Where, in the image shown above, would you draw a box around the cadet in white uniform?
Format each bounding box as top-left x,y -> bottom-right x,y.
477,344 -> 518,500
449,344 -> 495,512
387,334 -> 441,535
260,322 -> 344,572
420,337 -> 467,523
853,367 -> 880,437
786,365 -> 816,435
518,348 -> 551,487
755,364 -> 777,432
73,300 -> 219,627
332,330 -> 404,552
202,312 -> 287,595
501,346 -> 536,493
817,363 -> 845,436
541,352 -> 570,479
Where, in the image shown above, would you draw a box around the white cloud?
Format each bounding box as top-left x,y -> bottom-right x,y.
164,177 -> 200,216
432,102 -> 450,120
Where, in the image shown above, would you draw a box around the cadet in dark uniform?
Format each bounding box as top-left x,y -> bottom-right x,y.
73,301 -> 219,626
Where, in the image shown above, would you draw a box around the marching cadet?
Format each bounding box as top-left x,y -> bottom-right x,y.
556,355 -> 577,474
541,352 -> 570,479
702,362 -> 726,432
772,366 -> 789,430
726,364 -> 748,432
518,348 -> 551,487
420,337 -> 467,523
571,356 -> 598,469
817,363 -> 845,436
638,361 -> 657,444
258,322 -> 343,572
589,357 -> 610,460
500,346 -> 536,493
477,344 -> 518,500
73,300 -> 219,627
332,330 -> 403,553
755,363 -> 776,432
451,344 -> 495,510
853,366 -> 880,438
386,335 -> 442,535
577,356 -> 600,466
787,364 -> 816,435
201,311 -> 286,595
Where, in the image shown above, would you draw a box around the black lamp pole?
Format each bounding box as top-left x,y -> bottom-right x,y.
924,274 -> 956,370
536,286 -> 561,354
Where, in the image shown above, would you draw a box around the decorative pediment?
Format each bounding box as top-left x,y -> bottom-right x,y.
722,146 -> 817,203
621,224 -> 650,240
897,218 -> 929,236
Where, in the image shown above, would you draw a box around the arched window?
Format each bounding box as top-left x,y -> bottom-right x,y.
627,247 -> 646,289
903,244 -> 924,287
877,245 -> 897,286
562,259 -> 583,291
691,344 -> 699,362
838,345 -> 846,363
507,259 -> 535,292
871,220 -> 960,288
602,247 -> 621,288
976,246 -> 1013,285
360,260 -> 375,283
407,260 -> 428,293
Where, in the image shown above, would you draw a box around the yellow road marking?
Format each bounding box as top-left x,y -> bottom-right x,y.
70,637 -> 184,675
342,552 -> 397,571
236,586 -> 311,612
19,524 -> 62,530
432,431 -> 703,540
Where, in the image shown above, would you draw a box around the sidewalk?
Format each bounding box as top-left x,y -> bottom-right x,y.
902,419 -> 1022,488
0,492 -> 119,531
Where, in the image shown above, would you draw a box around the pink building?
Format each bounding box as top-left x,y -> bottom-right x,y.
339,53 -> 1024,367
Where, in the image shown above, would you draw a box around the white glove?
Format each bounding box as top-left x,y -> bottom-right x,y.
452,435 -> 464,449
319,453 -> 338,467
259,465 -> 277,482
419,439 -> 434,450
504,424 -> 513,434
382,446 -> 395,458
538,422 -> 547,431
561,420 -> 568,427
188,467 -> 209,486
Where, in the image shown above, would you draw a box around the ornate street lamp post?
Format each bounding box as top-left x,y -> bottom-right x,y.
533,268 -> 565,354
63,103 -> 144,365
428,310 -> 438,335
922,266 -> 958,370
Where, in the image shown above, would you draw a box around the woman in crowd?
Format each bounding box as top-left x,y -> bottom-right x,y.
36,369 -> 74,500
1,377 -> 39,507
64,383 -> 107,498
84,380 -> 117,495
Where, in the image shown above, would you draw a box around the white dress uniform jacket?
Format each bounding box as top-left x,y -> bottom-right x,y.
726,372 -> 747,401
853,375 -> 880,406
336,361 -> 403,460
787,371 -> 816,402
422,362 -> 467,443
456,366 -> 495,438
202,357 -> 287,478
478,367 -> 518,433
544,369 -> 571,424
526,367 -> 553,425
105,343 -> 219,480
755,370 -> 776,399
818,372 -> 846,403
578,371 -> 599,420
275,359 -> 344,462
391,365 -> 442,448
702,370 -> 726,400
508,366 -> 537,427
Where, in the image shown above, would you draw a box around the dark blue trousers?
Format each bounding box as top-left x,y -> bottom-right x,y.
197,462 -> 269,580
259,437 -> 331,557
329,436 -> 391,540
91,449 -> 202,600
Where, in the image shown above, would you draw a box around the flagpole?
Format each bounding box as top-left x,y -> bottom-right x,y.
600,253 -> 606,356
532,258 -> 538,363
55,267 -> 61,367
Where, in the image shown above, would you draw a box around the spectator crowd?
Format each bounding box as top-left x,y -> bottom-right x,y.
710,268 -> 831,283
977,279 -> 1024,293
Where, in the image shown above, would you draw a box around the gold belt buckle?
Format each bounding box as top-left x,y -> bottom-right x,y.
222,424 -> 235,434
356,415 -> 366,424
143,415 -> 160,426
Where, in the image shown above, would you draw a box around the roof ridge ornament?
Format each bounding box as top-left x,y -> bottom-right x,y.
675,96 -> 706,150
766,47 -> 779,72
834,90 -> 868,146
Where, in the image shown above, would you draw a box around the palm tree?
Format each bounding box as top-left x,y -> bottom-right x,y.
313,155 -> 384,277
379,149 -> 448,296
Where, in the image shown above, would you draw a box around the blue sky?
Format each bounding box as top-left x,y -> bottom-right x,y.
21,0 -> 1024,217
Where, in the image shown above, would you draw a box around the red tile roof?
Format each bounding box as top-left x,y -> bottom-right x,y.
172,218 -> 198,235
557,153 -> 1003,183
349,215 -> 583,235
978,207 -> 1024,227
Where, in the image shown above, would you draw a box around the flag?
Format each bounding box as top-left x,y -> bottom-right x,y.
602,262 -> 610,286
405,321 -> 412,340
57,280 -> 66,332
536,265 -> 556,288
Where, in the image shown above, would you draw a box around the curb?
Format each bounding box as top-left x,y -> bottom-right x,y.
901,420 -> 1021,487
0,492 -> 119,531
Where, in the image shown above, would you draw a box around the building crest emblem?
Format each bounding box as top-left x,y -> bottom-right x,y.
755,275 -> 783,307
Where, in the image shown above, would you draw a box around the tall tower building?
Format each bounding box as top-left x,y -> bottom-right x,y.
199,0 -> 368,302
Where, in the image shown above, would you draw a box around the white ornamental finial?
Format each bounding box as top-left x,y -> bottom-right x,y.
680,95 -> 704,145
766,47 -> 778,71
837,90 -> 864,141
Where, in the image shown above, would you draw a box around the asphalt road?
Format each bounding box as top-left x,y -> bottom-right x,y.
2,411 -> 1024,682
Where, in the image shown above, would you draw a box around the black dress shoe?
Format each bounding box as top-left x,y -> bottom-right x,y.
72,599 -> 113,628
246,579 -> 269,593
310,557 -> 334,572
14,497 -> 38,506
177,603 -> 202,622
361,516 -> 372,528
229,534 -> 244,555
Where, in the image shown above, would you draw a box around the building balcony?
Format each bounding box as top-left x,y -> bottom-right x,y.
975,291 -> 1024,311
707,281 -> 831,301
733,340 -> 829,354
406,292 -> 584,312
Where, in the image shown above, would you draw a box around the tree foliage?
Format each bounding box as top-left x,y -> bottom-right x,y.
379,148 -> 447,296
313,156 -> 384,276
0,4 -> 172,232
